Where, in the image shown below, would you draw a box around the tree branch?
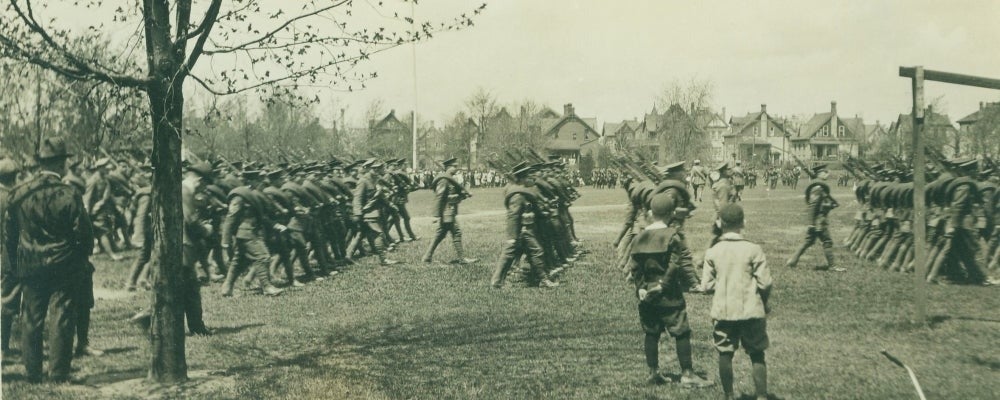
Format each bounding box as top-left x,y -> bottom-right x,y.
207,0 -> 351,55
182,0 -> 222,74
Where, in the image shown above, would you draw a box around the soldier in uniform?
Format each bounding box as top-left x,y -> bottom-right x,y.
83,158 -> 123,261
351,159 -> 400,265
220,169 -> 285,297
710,162 -> 735,247
422,158 -> 478,264
926,159 -> 989,284
730,161 -> 745,201
653,161 -> 696,230
4,137 -> 94,383
689,160 -> 707,202
180,162 -> 213,333
388,159 -> 420,243
1,158 -> 20,357
491,163 -> 558,288
785,165 -> 842,271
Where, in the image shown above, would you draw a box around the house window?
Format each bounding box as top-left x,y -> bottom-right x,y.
821,126 -> 829,137
573,132 -> 577,141
838,126 -> 845,137
769,126 -> 775,137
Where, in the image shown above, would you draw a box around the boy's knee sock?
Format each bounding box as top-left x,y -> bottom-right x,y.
675,332 -> 693,372
750,351 -> 768,399
644,333 -> 660,371
719,352 -> 734,395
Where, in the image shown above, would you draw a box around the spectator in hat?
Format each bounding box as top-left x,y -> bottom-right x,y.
4,137 -> 94,382
628,192 -> 713,388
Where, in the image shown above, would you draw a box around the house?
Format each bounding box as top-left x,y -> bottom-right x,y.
369,109 -> 413,160
601,119 -> 639,153
540,103 -> 600,164
956,101 -> 1000,155
862,121 -> 888,157
692,106 -> 728,163
787,102 -> 863,161
886,106 -> 959,157
723,104 -> 795,165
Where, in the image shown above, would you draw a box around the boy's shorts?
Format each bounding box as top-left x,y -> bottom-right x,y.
638,303 -> 690,337
713,319 -> 768,353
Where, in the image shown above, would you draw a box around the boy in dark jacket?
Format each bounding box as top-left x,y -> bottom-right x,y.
628,193 -> 713,388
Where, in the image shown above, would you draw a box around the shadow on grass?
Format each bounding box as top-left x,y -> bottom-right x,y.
928,314 -> 1000,329
83,366 -> 147,385
970,355 -> 1000,371
100,346 -> 139,355
210,322 -> 265,336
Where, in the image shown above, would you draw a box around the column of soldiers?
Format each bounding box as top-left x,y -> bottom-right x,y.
489,153 -> 586,288
842,157 -> 1000,286
591,168 -> 623,189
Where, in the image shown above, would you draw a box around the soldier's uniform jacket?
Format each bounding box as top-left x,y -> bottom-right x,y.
182,180 -> 211,246
4,171 -> 94,278
624,180 -> 655,227
0,183 -> 11,272
731,167 -> 745,187
689,166 -> 707,186
945,177 -> 981,231
628,222 -> 698,308
221,185 -> 274,247
391,172 -> 415,205
503,184 -> 539,239
653,179 -> 695,222
432,173 -> 465,223
352,173 -> 382,219
806,183 -> 837,227
712,177 -> 734,213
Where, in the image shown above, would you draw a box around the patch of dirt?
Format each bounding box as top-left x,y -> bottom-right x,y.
96,369 -> 236,399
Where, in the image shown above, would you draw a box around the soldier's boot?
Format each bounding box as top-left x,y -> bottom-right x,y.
126,259 -> 146,291
452,239 -> 478,265
403,218 -> 420,241
74,309 -> 104,357
819,247 -> 840,271
254,264 -> 283,296
889,242 -> 910,272
422,236 -> 444,263
877,239 -> 900,269
100,236 -> 123,261
785,243 -> 809,268
926,241 -> 950,283
220,262 -> 241,297
1,313 -> 14,354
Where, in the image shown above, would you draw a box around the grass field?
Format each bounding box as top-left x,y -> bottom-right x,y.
2,185 -> 998,399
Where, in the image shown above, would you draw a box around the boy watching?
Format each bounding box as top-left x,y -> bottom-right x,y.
702,203 -> 773,400
628,193 -> 713,388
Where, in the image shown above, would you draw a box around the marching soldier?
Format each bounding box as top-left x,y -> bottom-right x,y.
689,160 -> 707,202
653,161 -> 696,230
220,169 -> 285,297
730,160 -> 745,201
491,163 -> 557,288
388,159 -> 420,243
351,159 -> 400,266
710,162 -> 735,247
4,137 -> 94,383
785,165 -> 842,271
423,158 -> 478,264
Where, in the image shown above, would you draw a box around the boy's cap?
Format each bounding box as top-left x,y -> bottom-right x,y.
719,203 -> 745,227
649,193 -> 676,217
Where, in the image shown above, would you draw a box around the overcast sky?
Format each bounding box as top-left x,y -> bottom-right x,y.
336,0 -> 1000,127
28,0 -> 1000,128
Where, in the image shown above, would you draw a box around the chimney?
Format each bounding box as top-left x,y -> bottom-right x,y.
564,103 -> 575,116
760,104 -> 767,114
831,101 -> 837,115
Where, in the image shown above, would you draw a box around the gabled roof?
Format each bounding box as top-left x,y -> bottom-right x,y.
602,122 -> 623,137
643,112 -> 660,132
372,110 -> 411,132
798,113 -> 833,139
841,117 -> 866,139
957,103 -> 1000,125
890,110 -> 955,133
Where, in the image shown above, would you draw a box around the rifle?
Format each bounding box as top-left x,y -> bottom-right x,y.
792,156 -> 818,179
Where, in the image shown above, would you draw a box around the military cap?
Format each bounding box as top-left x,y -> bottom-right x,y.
241,169 -> 263,179
441,157 -> 458,168
362,158 -> 384,169
186,161 -> 213,178
812,164 -> 828,175
35,136 -> 72,161
0,158 -> 18,177
231,161 -> 244,170
693,159 -> 701,165
660,161 -> 686,174
716,161 -> 730,171
266,169 -> 286,179
735,160 -> 742,165
343,160 -> 362,172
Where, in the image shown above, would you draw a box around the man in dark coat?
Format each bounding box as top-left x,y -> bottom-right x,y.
4,137 -> 94,383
